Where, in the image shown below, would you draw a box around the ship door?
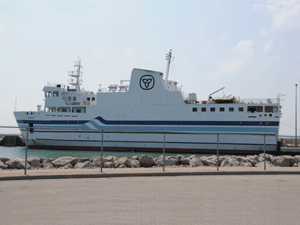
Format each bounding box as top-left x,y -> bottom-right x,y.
118,115 -> 126,131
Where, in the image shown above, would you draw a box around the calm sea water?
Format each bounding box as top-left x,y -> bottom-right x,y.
0,146 -> 202,160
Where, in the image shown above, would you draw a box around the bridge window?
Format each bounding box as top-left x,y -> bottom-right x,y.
201,107 -> 206,112
73,97 -> 76,101
45,91 -> 52,97
58,107 -> 70,113
229,107 -> 234,112
46,107 -> 56,112
220,107 -> 225,112
238,107 -> 244,112
192,107 -> 197,112
87,97 -> 90,101
72,107 -> 86,113
53,91 -> 59,97
92,97 -> 95,101
248,106 -> 263,113
210,107 -> 215,112
265,106 -> 278,113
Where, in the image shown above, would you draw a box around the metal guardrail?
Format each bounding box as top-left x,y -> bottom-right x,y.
0,126 -> 273,175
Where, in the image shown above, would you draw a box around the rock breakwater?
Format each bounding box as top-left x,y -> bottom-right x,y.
1,154 -> 300,170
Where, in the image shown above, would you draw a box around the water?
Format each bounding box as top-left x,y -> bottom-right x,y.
0,146 -> 200,160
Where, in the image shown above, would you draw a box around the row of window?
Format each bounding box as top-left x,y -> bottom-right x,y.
46,107 -> 86,113
192,107 -> 242,112
192,106 -> 279,113
66,97 -> 95,101
45,91 -> 59,97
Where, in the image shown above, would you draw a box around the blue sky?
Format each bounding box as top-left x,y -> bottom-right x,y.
0,0 -> 300,135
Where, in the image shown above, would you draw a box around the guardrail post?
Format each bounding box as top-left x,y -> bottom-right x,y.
163,131 -> 165,172
100,130 -> 103,173
24,127 -> 29,175
217,134 -> 219,171
264,134 -> 266,171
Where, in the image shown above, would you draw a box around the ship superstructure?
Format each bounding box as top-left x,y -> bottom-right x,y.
14,52 -> 282,154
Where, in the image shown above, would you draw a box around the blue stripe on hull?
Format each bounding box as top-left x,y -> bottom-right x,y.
18,116 -> 279,127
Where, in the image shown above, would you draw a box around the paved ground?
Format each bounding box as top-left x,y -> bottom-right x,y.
1,166 -> 300,180
1,174 -> 300,225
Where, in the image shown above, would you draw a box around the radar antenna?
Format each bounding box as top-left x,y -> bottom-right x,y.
165,50 -> 173,81
68,57 -> 83,91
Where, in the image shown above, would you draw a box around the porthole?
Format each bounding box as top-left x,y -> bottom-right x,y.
239,121 -> 242,125
269,114 -> 272,117
214,121 -> 217,125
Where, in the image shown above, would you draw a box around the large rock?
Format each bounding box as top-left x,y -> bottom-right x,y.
40,157 -> 53,164
119,157 -> 131,167
0,161 -> 8,169
5,158 -> 24,169
6,158 -> 32,169
189,157 -> 203,167
294,155 -> 300,162
131,160 -> 140,168
42,163 -> 54,169
221,157 -> 240,167
176,155 -> 185,160
200,156 -> 216,167
91,157 -> 107,167
105,156 -> 114,162
64,163 -> 74,169
114,160 -> 121,168
51,157 -> 78,167
78,158 -> 90,163
131,156 -> 139,160
139,155 -> 155,167
0,157 -> 10,163
271,157 -> 290,167
75,161 -> 93,169
243,157 -> 257,166
27,157 -> 40,168
180,158 -> 190,165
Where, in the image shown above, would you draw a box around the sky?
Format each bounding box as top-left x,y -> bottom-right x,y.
0,0 -> 300,135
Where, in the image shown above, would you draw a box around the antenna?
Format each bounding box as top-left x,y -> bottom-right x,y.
14,97 -> 17,111
165,49 -> 173,81
68,57 -> 83,91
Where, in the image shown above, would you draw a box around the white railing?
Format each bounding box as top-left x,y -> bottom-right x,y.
239,98 -> 278,104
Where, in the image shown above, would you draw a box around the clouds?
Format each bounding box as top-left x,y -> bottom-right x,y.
210,39 -> 255,78
254,0 -> 300,31
233,39 -> 254,56
267,0 -> 300,30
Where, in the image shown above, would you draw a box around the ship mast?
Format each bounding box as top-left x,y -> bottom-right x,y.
165,49 -> 173,81
68,57 -> 83,91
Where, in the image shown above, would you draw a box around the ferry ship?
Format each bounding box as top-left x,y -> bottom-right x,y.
14,51 -> 282,154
